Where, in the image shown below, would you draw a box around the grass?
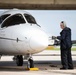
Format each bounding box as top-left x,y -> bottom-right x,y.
54,48 -> 76,51
46,46 -> 76,51
71,48 -> 76,51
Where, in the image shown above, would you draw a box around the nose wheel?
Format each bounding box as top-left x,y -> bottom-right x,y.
27,55 -> 39,71
27,58 -> 34,68
26,54 -> 34,68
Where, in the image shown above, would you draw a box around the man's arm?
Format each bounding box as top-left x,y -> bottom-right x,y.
57,30 -> 66,40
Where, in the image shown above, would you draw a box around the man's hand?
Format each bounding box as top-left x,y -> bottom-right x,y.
52,36 -> 57,39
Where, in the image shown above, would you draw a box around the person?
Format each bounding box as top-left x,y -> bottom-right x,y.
52,21 -> 74,70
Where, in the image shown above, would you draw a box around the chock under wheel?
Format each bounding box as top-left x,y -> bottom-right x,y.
25,68 -> 39,71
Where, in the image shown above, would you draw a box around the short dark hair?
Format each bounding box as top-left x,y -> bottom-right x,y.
61,21 -> 67,27
61,21 -> 64,23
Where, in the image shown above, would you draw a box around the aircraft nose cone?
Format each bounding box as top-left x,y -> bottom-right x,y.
30,31 -> 48,51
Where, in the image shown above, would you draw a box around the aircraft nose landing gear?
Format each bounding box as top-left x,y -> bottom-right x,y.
13,54 -> 34,68
28,59 -> 34,68
13,54 -> 39,71
27,55 -> 34,68
26,55 -> 39,71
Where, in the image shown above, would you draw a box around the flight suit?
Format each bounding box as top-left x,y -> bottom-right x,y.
57,27 -> 74,69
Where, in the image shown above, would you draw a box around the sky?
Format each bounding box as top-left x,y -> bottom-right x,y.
0,10 -> 76,40
27,10 -> 76,40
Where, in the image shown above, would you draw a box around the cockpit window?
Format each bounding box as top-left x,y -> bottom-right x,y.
24,14 -> 37,24
1,14 -> 26,28
0,14 -> 10,24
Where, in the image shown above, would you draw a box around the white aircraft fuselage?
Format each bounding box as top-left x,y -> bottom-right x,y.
0,9 -> 48,55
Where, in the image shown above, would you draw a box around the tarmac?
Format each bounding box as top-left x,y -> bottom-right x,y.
0,50 -> 76,75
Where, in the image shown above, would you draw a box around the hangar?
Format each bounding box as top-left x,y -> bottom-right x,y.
0,0 -> 76,10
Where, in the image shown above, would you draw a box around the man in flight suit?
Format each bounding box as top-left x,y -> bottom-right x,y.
52,21 -> 74,70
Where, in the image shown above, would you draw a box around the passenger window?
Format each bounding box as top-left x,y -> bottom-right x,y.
0,14 -> 10,24
1,14 -> 26,28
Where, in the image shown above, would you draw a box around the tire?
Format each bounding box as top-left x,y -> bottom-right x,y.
16,55 -> 23,66
29,59 -> 34,68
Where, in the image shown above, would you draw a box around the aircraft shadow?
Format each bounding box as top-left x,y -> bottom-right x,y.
0,61 -> 75,71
